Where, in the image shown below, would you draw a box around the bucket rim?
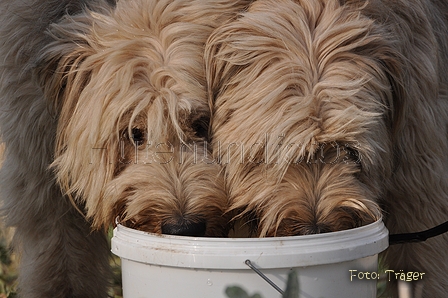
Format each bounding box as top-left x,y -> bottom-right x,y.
111,218 -> 389,269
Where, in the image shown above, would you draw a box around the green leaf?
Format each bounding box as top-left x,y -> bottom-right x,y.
225,286 -> 251,298
283,270 -> 299,298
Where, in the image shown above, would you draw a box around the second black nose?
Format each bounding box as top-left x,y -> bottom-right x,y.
161,219 -> 206,237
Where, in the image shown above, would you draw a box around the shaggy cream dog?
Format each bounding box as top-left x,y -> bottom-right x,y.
206,0 -> 448,296
0,0 -> 248,296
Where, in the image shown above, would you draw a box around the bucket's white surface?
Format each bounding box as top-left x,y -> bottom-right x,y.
112,219 -> 388,298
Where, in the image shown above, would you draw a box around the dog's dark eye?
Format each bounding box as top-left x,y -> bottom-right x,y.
344,146 -> 362,165
192,117 -> 209,140
129,128 -> 145,145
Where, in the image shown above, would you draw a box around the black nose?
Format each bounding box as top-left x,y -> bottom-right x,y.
161,219 -> 206,237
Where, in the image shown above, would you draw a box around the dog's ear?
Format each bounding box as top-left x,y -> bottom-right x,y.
33,12 -> 97,115
34,1 -> 116,114
204,21 -> 245,107
377,57 -> 404,133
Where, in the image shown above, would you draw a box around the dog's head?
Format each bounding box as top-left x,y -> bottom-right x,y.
35,0 -> 250,236
206,0 -> 403,236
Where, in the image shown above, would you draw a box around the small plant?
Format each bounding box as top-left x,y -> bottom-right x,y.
225,286 -> 263,298
225,270 -> 299,298
0,226 -> 17,298
107,227 -> 123,298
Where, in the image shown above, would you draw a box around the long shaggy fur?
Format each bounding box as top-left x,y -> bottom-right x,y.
35,0 -> 247,231
206,0 -> 448,296
0,0 -> 248,296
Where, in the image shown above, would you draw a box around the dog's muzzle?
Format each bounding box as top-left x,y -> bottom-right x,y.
161,219 -> 206,237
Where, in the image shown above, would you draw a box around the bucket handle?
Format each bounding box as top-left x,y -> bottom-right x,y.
245,259 -> 284,295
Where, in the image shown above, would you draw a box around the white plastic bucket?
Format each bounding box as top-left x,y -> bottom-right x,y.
111,219 -> 388,298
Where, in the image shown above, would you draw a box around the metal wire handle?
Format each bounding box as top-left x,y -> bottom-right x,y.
245,259 -> 284,295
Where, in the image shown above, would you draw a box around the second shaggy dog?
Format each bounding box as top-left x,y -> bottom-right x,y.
206,0 -> 448,296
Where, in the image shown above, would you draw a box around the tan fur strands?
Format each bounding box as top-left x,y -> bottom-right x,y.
38,0 -> 249,231
206,0 -> 393,236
